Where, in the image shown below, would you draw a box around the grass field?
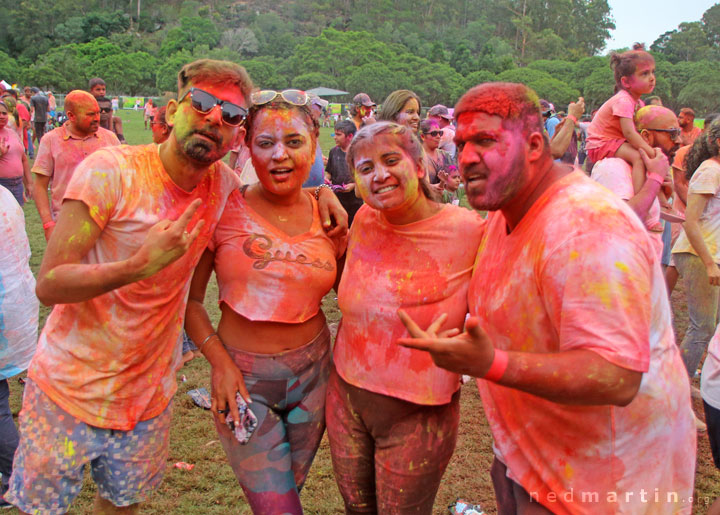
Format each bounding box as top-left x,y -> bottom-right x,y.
6,109 -> 720,513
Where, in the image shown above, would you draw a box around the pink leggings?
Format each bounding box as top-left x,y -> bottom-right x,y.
326,366 -> 459,514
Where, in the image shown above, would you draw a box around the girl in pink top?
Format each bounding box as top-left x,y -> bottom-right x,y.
185,90 -> 345,514
327,122 -> 485,513
0,101 -> 31,205
586,45 -> 658,197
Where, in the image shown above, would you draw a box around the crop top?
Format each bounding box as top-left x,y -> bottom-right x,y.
210,188 -> 343,323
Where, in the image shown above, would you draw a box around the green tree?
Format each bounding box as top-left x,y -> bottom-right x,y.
678,68 -> 720,112
156,50 -> 192,93
160,16 -> 221,57
240,59 -> 287,90
702,3 -> 720,47
344,63 -> 399,103
463,70 -> 497,91
0,51 -> 19,84
651,22 -> 711,63
582,66 -> 614,109
91,52 -> 158,95
497,68 -> 579,105
291,72 -> 340,91
528,59 -> 576,86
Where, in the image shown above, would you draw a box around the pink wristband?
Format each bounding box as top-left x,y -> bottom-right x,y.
567,114 -> 578,125
483,349 -> 508,382
647,172 -> 664,185
42,220 -> 56,229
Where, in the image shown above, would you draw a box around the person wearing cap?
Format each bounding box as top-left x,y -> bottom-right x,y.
540,99 -> 561,139
427,104 -> 456,157
349,93 -> 376,130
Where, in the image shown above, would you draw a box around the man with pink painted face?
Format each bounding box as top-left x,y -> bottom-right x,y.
400,82 -> 695,514
591,105 -> 681,262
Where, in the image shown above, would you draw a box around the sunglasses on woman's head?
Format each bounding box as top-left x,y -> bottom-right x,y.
179,87 -> 248,127
251,89 -> 310,107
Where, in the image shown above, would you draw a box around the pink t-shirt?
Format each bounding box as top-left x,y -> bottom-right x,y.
0,127 -> 25,178
472,171 -> 694,514
586,90 -> 643,150
591,157 -> 663,260
210,189 -> 345,323
32,124 -> 120,219
334,204 -> 486,405
28,144 -> 240,430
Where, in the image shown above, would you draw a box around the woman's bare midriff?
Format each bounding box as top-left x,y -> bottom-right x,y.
217,302 -> 327,354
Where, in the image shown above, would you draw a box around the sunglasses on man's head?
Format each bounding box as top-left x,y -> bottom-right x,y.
179,87 -> 248,126
251,89 -> 310,107
423,130 -> 443,137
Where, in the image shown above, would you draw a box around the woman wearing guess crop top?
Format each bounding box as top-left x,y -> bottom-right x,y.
185,90 -> 346,514
326,122 -> 486,513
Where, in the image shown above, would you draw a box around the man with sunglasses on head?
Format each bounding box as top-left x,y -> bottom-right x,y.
7,60 -> 252,515
591,105 -> 681,261
31,89 -> 120,242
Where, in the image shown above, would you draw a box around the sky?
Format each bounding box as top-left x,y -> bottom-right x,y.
605,0 -> 716,51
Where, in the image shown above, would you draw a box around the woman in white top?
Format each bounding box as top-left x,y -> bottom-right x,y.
672,119 -> 720,376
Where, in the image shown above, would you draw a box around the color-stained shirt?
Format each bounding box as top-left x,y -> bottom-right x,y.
210,189 -> 344,323
591,157 -> 663,260
586,90 -> 643,150
0,127 -> 25,178
672,158 -> 720,262
679,125 -> 702,147
0,186 -> 38,380
472,171 -> 695,514
28,144 -> 240,430
32,123 -> 120,220
334,204 -> 486,405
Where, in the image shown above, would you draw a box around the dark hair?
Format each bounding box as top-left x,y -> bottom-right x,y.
419,119 -> 439,133
88,77 -> 106,89
346,121 -> 438,201
334,119 -> 356,136
177,59 -> 253,103
610,43 -> 654,92
155,106 -> 168,126
244,101 -> 319,145
679,107 -> 695,118
685,117 -> 720,179
377,90 -> 422,124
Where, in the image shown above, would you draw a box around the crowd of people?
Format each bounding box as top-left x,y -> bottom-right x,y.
0,45 -> 718,515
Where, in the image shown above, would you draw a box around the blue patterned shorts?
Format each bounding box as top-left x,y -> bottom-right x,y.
5,380 -> 171,514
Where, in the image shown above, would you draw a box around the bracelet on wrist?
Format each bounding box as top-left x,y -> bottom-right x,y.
314,183 -> 333,200
198,333 -> 219,352
567,114 -> 578,125
42,220 -> 56,229
483,349 -> 509,382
